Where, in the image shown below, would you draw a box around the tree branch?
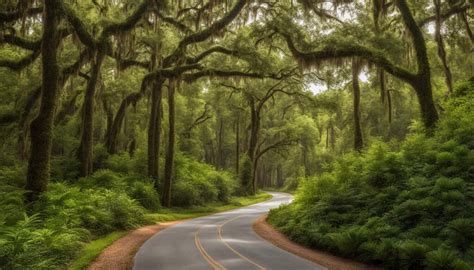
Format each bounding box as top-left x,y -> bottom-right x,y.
0,7 -> 43,25
2,34 -> 41,50
418,4 -> 471,27
0,49 -> 40,70
280,32 -> 417,83
182,69 -> 272,83
164,0 -> 248,66
186,46 -> 240,64
153,10 -> 192,33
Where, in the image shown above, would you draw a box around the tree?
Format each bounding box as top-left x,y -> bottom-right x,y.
276,0 -> 439,132
352,59 -> 363,151
25,0 -> 61,202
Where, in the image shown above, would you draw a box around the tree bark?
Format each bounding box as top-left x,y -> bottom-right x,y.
77,49 -> 105,177
276,164 -> 283,188
247,100 -> 260,195
103,97 -> 114,144
378,69 -> 386,104
148,80 -> 163,181
26,0 -> 60,202
235,113 -> 240,175
433,0 -> 453,95
107,92 -> 141,154
459,11 -> 474,43
217,116 -> 224,168
396,0 -> 439,131
352,59 -> 363,152
162,80 -> 175,207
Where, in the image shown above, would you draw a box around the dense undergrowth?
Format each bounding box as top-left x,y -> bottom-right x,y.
268,80 -> 474,269
0,153 -> 239,269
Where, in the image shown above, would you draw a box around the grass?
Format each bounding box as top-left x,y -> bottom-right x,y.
147,192 -> 272,222
68,231 -> 128,270
68,192 -> 272,270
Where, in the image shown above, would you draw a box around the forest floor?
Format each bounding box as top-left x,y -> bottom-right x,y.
68,193 -> 272,270
253,215 -> 381,270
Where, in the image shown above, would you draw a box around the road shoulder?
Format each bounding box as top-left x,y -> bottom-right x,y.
252,214 -> 381,270
87,221 -> 180,270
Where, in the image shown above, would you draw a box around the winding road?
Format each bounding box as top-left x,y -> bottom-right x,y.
133,192 -> 326,270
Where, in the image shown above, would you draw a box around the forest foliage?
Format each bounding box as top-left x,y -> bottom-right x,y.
269,80 -> 474,269
0,0 -> 473,269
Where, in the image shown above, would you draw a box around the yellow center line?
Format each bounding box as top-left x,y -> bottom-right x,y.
195,226 -> 226,270
217,215 -> 266,270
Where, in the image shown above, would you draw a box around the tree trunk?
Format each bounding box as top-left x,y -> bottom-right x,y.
128,138 -> 137,157
378,69 -> 386,104
162,80 -> 175,207
387,89 -> 393,138
55,91 -> 80,125
276,164 -> 283,188
107,92 -> 141,154
235,113 -> 240,175
396,0 -> 439,131
148,80 -> 163,182
26,0 -> 60,202
217,117 -> 224,168
326,126 -> 329,149
247,101 -> 260,195
460,11 -> 474,43
433,0 -> 453,95
251,157 -> 258,194
302,144 -> 308,177
103,98 -> 114,144
77,50 -> 105,177
352,59 -> 363,152
411,76 -> 439,131
331,126 -> 335,149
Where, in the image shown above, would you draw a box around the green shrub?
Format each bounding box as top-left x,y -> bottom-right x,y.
92,144 -> 110,170
327,226 -> 370,258
37,183 -> 148,234
443,218 -> 474,252
99,191 -> 149,229
398,241 -> 431,270
211,171 -> 236,202
128,181 -> 161,210
104,153 -> 133,174
171,154 -> 236,206
78,169 -> 127,190
425,248 -> 469,270
50,155 -> 80,181
268,81 -> 474,268
0,165 -> 25,187
0,214 -> 85,270
0,185 -> 25,225
239,154 -> 253,194
171,181 -> 202,207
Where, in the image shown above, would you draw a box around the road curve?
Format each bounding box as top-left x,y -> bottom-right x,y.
133,192 -> 326,270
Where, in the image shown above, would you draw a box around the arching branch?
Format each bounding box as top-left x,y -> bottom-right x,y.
0,7 -> 43,25
2,34 -> 41,50
154,10 -> 192,33
164,0 -> 248,65
280,32 -> 417,84
0,49 -> 40,70
186,46 -> 240,64
418,4 -> 471,27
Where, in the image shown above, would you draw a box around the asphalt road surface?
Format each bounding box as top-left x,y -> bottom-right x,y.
133,192 -> 326,270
